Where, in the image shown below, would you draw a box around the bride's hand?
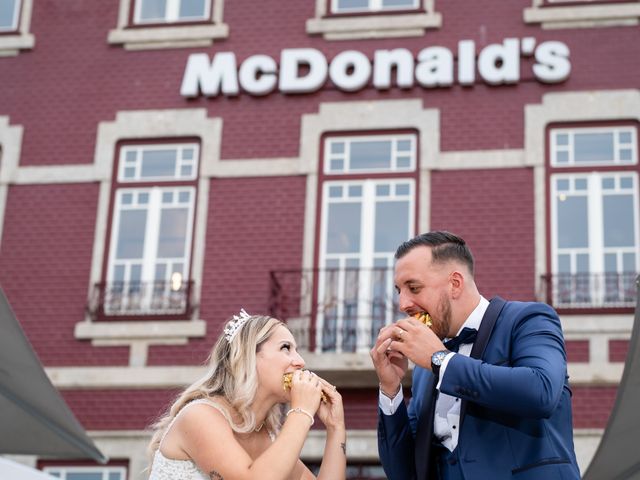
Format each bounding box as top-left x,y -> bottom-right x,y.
315,377 -> 345,432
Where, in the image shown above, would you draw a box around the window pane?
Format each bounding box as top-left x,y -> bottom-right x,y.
557,196 -> 588,248
350,141 -> 391,170
141,149 -> 177,178
329,185 -> 342,198
157,208 -> 188,257
326,203 -> 361,254
576,254 -> 589,273
397,140 -> 411,151
556,133 -> 569,146
336,0 -> 369,10
605,253 -> 617,272
556,178 -> 569,191
558,254 -> 571,273
619,131 -> 632,143
116,210 -> 147,259
574,132 -> 614,163
139,0 -> 166,20
108,473 -> 122,480
0,0 -> 17,29
348,185 -> 362,197
603,194 -> 635,247
623,253 -> 636,271
375,201 -> 409,253
555,151 -> 569,164
376,184 -> 390,196
620,149 -> 632,161
383,0 -> 415,7
330,159 -> 344,171
574,178 -> 587,190
395,183 -> 410,195
330,142 -> 344,154
179,0 -> 206,18
602,177 -> 615,190
67,473 -> 103,480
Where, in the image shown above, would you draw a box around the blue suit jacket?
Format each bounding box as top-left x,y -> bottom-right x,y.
378,298 -> 580,480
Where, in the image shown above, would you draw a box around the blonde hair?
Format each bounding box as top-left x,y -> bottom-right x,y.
147,315 -> 285,461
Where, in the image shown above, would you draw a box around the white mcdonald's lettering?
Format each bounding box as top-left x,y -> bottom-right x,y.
180,37 -> 571,98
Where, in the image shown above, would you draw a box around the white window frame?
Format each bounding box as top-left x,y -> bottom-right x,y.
331,0 -> 419,14
306,0 -> 441,40
550,126 -> 638,167
524,0 -> 640,29
118,143 -> 199,182
108,0 -> 228,50
324,134 -> 417,174
107,186 -> 196,315
106,142 -> 199,316
133,0 -> 211,25
0,0 -> 34,56
317,167 -> 415,352
551,172 -> 640,307
43,466 -> 127,480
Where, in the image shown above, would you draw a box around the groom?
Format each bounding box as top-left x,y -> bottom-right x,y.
370,231 -> 580,479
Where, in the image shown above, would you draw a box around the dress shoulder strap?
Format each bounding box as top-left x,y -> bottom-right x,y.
160,398 -> 230,445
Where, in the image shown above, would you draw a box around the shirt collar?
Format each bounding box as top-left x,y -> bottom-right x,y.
454,295 -> 489,336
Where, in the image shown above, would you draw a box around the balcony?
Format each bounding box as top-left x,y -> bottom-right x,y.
539,272 -> 637,311
87,280 -> 194,321
269,267 -> 398,354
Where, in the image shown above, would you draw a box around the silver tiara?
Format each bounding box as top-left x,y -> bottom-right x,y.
223,309 -> 251,342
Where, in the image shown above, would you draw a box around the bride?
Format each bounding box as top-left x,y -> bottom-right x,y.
147,311 -> 346,480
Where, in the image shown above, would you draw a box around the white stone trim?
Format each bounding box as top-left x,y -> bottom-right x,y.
438,149 -> 525,170
0,116 -> 24,253
306,0 -> 441,40
75,109 -> 222,360
108,0 -> 229,50
574,428 -> 605,475
298,99 -> 439,314
0,0 -> 35,56
524,1 -> 640,29
525,89 -> 640,294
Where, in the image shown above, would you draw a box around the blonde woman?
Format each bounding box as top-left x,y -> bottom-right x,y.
147,311 -> 346,480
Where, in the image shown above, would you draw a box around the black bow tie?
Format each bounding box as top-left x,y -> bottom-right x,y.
443,327 -> 478,352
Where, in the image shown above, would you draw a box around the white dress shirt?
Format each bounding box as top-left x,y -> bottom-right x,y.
379,296 -> 489,452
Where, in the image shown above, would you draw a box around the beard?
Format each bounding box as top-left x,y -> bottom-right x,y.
432,293 -> 453,340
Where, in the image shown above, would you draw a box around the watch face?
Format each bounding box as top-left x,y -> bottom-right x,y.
432,350 -> 447,366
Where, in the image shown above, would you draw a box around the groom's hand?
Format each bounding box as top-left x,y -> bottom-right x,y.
370,324 -> 408,396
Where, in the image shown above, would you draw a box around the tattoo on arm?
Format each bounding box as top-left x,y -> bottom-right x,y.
340,442 -> 346,455
209,471 -> 224,480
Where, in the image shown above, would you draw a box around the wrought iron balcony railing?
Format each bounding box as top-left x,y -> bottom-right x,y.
88,280 -> 194,319
539,272 -> 637,309
270,267 -> 398,353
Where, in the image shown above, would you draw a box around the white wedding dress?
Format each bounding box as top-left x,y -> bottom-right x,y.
148,398 -> 275,480
148,399 -> 217,480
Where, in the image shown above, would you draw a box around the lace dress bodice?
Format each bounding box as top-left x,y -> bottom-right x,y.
149,449 -> 209,480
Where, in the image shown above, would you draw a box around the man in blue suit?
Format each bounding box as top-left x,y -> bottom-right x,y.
371,231 -> 580,479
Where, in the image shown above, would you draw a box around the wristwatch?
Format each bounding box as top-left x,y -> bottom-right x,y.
431,349 -> 451,377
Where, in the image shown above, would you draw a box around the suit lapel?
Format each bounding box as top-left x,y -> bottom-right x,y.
461,296 -> 507,421
414,372 -> 437,479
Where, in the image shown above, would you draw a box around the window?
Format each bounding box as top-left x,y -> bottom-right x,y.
317,134 -> 416,352
44,466 -> 127,480
0,0 -> 34,55
108,0 -> 228,50
103,143 -> 198,317
524,0 -> 640,29
549,126 -> 639,309
306,0 -> 441,41
0,0 -> 20,31
134,0 -> 210,25
332,0 -> 419,14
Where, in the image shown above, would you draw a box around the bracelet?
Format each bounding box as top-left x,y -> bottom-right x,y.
379,383 -> 401,400
286,407 -> 314,426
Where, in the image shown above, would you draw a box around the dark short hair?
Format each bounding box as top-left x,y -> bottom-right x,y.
395,231 -> 475,275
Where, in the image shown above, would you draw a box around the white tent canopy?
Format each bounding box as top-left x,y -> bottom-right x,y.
0,457 -> 58,480
0,288 -> 106,462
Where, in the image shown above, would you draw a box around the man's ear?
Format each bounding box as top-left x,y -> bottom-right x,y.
449,271 -> 464,299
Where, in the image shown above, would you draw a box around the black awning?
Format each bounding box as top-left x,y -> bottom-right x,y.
0,288 -> 107,462
583,276 -> 640,480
